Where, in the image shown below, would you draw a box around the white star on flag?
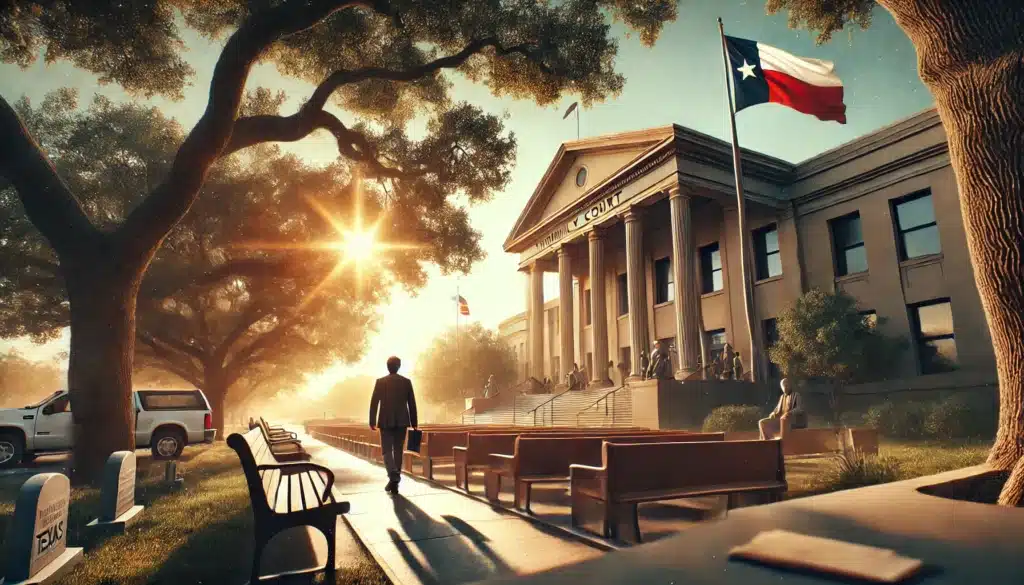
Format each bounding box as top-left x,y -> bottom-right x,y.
737,59 -> 757,80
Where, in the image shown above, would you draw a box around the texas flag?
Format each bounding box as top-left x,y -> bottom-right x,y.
725,36 -> 846,124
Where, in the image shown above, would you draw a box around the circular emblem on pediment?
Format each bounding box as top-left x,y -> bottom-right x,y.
575,167 -> 588,188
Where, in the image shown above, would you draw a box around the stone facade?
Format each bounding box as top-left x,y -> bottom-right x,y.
498,108 -> 997,397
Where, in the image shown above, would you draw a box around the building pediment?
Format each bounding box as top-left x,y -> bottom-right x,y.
503,127 -> 675,252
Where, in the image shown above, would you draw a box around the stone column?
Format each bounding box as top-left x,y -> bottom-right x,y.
588,229 -> 612,385
624,207 -> 650,378
557,245 -> 575,383
669,187 -> 701,378
529,262 -> 545,380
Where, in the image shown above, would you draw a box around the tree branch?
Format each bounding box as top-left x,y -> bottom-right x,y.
136,333 -> 204,387
118,0 -> 369,257
137,327 -> 206,361
223,36 -> 546,171
213,304 -> 273,367
0,95 -> 99,256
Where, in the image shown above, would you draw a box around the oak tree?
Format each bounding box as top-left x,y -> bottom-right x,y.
766,0 -> 1024,506
0,0 -> 676,481
414,322 -> 517,407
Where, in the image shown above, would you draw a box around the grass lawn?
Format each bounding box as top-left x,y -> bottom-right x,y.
785,438 -> 991,498
0,443 -> 389,585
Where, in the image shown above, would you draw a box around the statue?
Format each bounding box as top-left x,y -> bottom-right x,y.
759,378 -> 807,439
646,340 -> 673,380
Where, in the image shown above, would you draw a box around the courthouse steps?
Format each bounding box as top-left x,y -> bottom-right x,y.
470,385 -> 634,427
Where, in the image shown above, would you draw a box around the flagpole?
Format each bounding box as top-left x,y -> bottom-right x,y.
717,17 -> 761,384
456,280 -> 461,397
576,106 -> 580,140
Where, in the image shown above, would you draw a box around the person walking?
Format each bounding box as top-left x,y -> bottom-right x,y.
369,356 -> 419,495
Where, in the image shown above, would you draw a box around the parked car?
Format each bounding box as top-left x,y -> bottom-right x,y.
0,388 -> 217,468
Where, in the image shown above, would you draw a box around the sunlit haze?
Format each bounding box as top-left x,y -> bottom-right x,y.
0,4 -> 933,399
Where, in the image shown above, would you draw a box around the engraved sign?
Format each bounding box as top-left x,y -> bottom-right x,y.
567,191 -> 622,232
4,473 -> 82,584
100,451 -> 136,522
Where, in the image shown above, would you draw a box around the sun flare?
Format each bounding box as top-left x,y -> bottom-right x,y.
337,226 -> 379,263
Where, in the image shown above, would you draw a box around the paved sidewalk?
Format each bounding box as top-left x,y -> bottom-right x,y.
301,434 -> 604,585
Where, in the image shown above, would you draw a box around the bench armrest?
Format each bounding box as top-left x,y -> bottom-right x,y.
569,463 -> 606,499
488,453 -> 516,476
258,462 -> 336,502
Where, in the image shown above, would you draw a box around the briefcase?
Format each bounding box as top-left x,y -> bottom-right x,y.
406,429 -> 423,453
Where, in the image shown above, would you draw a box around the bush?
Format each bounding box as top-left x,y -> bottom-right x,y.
811,452 -> 903,493
925,394 -> 997,439
839,410 -> 866,427
864,400 -> 931,438
702,405 -> 762,432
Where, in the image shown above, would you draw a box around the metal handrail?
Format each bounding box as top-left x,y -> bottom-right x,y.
575,384 -> 628,426
458,406 -> 475,424
526,387 -> 574,426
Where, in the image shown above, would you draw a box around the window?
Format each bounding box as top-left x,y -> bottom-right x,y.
699,243 -> 723,294
860,310 -> 878,328
583,289 -> 592,326
617,273 -> 628,316
654,257 -> 674,304
763,318 -> 781,380
585,353 -> 594,381
753,224 -> 782,280
893,190 -> 941,260
46,396 -> 71,414
619,347 -> 632,375
575,167 -> 588,187
708,329 -> 727,362
138,390 -> 208,411
831,212 -> 867,276
909,300 -> 957,374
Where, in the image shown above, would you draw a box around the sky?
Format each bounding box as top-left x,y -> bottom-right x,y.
0,2 -> 933,397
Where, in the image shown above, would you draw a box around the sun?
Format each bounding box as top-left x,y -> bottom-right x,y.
338,226 -> 379,263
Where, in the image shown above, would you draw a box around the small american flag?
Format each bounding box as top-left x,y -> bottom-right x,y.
453,295 -> 470,316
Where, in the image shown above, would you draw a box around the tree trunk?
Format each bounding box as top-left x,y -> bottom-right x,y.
203,368 -> 229,439
63,247 -> 144,485
879,0 -> 1024,505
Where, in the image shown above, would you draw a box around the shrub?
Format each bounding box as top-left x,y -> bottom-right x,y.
864,400 -> 932,438
702,405 -> 762,432
811,452 -> 903,493
925,394 -> 997,439
839,410 -> 866,427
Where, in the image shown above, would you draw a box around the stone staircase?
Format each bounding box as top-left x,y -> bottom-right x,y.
469,385 -> 635,427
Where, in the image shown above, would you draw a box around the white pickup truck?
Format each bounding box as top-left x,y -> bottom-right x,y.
0,388 -> 217,468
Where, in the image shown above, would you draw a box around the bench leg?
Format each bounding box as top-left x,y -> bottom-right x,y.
570,489 -> 608,537
251,532 -> 270,584
515,480 -> 531,513
403,453 -> 414,473
609,503 -> 642,545
317,517 -> 338,579
484,471 -> 501,503
455,462 -> 467,491
423,457 -> 434,480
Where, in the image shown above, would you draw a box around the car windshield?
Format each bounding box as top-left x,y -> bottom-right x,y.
23,390 -> 64,409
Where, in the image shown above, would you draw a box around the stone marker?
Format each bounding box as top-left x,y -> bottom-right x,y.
86,451 -> 144,532
3,473 -> 84,585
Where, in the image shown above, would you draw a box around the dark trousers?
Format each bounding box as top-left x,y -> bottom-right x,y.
379,427 -> 407,483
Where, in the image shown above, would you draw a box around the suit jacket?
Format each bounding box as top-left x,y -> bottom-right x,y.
369,373 -> 418,429
771,391 -> 806,426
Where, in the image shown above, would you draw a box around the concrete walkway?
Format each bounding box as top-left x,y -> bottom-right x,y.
301,434 -> 604,585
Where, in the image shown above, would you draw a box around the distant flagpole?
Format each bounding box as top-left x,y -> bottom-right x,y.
563,102 -> 580,139
456,280 -> 461,397
718,17 -> 761,384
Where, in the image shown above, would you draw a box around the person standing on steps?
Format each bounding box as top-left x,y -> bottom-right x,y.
369,356 -> 418,495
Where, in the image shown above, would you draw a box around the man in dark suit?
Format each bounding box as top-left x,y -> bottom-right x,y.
369,356 -> 418,494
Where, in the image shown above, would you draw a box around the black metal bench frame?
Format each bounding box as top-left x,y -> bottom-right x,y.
229,428 -> 350,584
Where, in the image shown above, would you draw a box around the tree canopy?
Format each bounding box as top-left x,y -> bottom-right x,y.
414,322 -> 517,405
768,289 -> 907,385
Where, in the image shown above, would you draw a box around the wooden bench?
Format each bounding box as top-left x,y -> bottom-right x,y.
228,428 -> 350,584
570,439 -> 786,544
401,427 -> 646,480
451,429 -> 654,492
257,418 -> 311,462
727,426 -> 880,457
260,417 -> 298,440
485,432 -> 724,512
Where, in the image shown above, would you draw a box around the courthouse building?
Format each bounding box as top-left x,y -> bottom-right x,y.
498,107 -> 997,395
